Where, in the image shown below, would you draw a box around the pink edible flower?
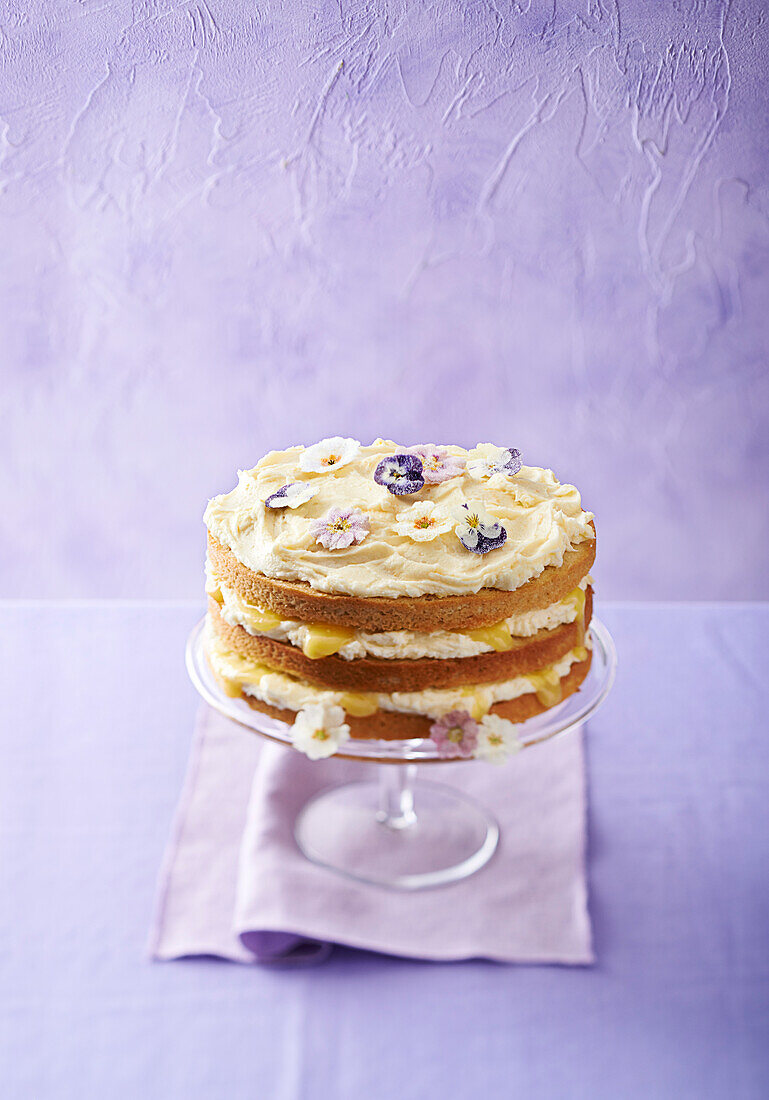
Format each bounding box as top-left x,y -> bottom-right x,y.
428,709 -> 479,758
310,506 -> 370,550
409,445 -> 466,485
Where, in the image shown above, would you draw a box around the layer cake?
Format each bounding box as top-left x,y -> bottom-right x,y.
203,439 -> 596,760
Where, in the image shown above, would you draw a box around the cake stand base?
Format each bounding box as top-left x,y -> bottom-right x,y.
294,764 -> 499,890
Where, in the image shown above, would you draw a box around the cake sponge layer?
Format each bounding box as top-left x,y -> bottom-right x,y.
207,525 -> 595,633
236,654 -> 592,743
207,587 -> 592,693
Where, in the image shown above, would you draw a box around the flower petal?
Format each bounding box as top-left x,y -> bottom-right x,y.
394,501 -> 453,542
457,524 -> 480,550
502,448 -> 523,475
474,713 -> 522,763
408,446 -> 466,484
299,437 -> 361,474
310,507 -> 370,550
265,482 -> 319,509
477,518 -> 502,539
374,454 -> 425,496
428,708 -> 479,757
291,703 -> 351,760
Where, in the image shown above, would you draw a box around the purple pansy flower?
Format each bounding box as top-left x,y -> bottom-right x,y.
429,709 -> 479,758
310,506 -> 370,550
408,445 -> 466,484
264,482 -> 319,509
453,502 -> 507,554
374,453 -> 425,496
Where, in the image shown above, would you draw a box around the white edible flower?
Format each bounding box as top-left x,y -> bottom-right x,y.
394,501 -> 453,542
291,703 -> 351,760
474,713 -> 522,763
467,443 -> 523,481
299,437 -> 361,474
264,482 -> 319,509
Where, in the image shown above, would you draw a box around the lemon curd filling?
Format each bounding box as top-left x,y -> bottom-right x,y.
205,620 -> 591,720
204,629 -> 377,715
568,584 -> 587,646
466,622 -> 515,652
526,667 -> 563,707
299,624 -> 357,659
337,693 -> 379,717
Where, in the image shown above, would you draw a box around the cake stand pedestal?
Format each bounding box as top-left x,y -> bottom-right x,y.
294,767 -> 500,889
186,618 -> 616,891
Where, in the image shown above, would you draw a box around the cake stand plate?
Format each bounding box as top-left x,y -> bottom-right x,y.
186,617 -> 616,890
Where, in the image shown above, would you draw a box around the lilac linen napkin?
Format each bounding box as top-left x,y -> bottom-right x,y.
150,706 -> 593,965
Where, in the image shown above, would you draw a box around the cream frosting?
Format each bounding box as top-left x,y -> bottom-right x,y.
205,619 -> 591,720
209,568 -> 590,660
204,439 -> 594,599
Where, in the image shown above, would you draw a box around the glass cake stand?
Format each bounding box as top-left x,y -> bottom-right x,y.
186,617 -> 616,891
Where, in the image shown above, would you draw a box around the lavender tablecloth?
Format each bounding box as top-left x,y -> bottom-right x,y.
1,602 -> 767,1099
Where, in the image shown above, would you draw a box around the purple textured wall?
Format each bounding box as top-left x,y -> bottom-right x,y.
2,1 -> 768,598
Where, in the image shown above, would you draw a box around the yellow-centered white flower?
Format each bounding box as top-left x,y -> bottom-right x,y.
394,501 -> 453,542
291,703 -> 351,759
299,437 -> 360,474
474,713 -> 522,763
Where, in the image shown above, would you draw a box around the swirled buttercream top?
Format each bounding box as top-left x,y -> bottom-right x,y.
203,439 -> 594,598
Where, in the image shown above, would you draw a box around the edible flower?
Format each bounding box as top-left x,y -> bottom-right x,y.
310,506 -> 370,550
264,482 -> 319,509
374,453 -> 425,496
299,437 -> 360,473
474,714 -> 522,763
428,709 -> 479,758
467,444 -> 522,481
394,501 -> 453,542
453,502 -> 507,554
291,703 -> 351,760
408,444 -> 466,484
